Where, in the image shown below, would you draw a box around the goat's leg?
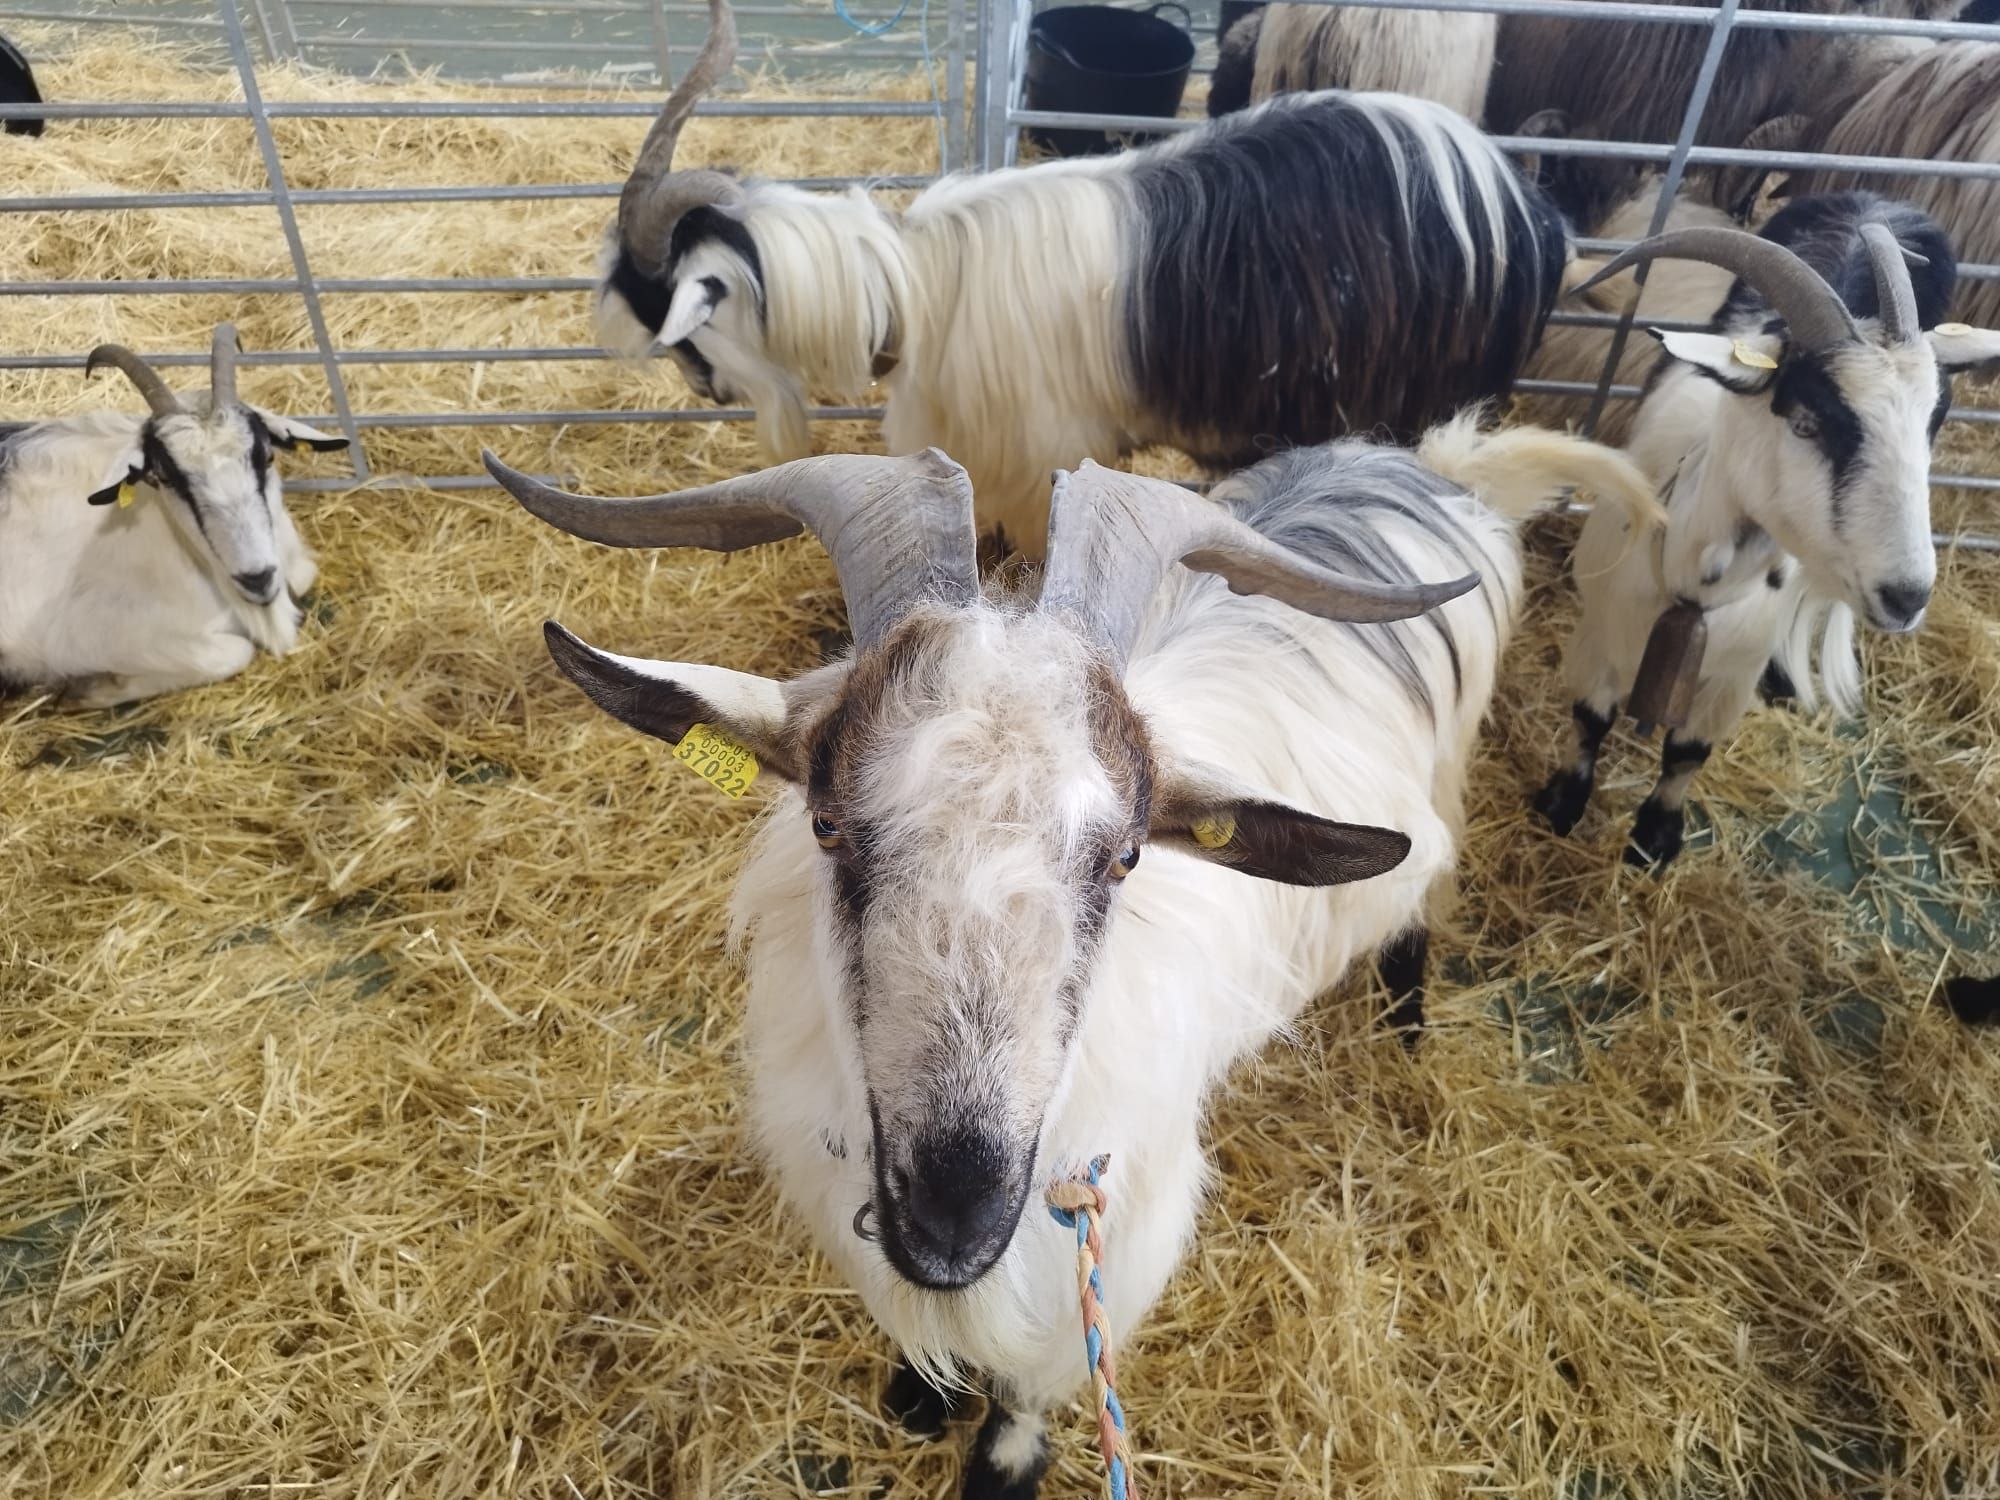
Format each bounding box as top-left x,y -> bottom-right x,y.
1533,691 -> 1618,836
1626,731 -> 1710,870
962,1404 -> 1049,1500
1376,927 -> 1429,1044
883,1355 -> 963,1439
63,633 -> 257,708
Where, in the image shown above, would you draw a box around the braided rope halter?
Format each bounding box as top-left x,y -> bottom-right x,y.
1045,1155 -> 1140,1500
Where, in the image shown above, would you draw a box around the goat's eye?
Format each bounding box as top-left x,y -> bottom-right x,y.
811,814 -> 842,849
1789,410 -> 1820,442
1109,844 -> 1141,880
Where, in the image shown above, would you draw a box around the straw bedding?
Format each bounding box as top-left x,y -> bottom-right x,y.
4,33 -> 1999,1500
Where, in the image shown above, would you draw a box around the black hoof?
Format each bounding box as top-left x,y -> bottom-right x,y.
1533,768 -> 1593,837
1758,658 -> 1798,707
1941,976 -> 2000,1026
883,1357 -> 961,1439
962,1405 -> 1048,1500
1625,798 -> 1684,872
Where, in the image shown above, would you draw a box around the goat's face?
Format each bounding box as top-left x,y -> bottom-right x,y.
1659,328 -> 1948,631
596,223 -> 806,457
542,604 -> 1410,1292
89,401 -> 345,606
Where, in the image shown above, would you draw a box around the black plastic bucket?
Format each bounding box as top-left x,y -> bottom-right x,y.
1023,3 -> 1194,159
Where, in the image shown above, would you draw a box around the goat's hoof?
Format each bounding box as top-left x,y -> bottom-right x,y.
1625,799 -> 1684,872
962,1406 -> 1048,1500
1941,975 -> 2000,1026
1532,769 -> 1593,836
883,1358 -> 960,1439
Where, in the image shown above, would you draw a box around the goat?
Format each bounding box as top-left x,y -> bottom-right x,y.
1485,4 -> 1942,231
595,0 -> 1566,551
1206,4 -> 1494,121
1533,195 -> 2000,870
1790,43 -> 2000,328
0,30 -> 42,136
483,419 -> 1659,1498
0,326 -> 347,707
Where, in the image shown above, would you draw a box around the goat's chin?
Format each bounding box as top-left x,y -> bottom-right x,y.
593,288 -> 659,360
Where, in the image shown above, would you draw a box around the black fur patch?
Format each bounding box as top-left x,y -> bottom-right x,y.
1206,8 -> 1260,118
1660,735 -> 1711,776
963,1406 -> 1049,1500
882,1357 -> 963,1439
1125,96 -> 1565,460
1626,797 -> 1686,871
606,245 -> 672,339
1940,975 -> 2000,1026
140,426 -> 206,539
671,205 -> 767,328
1377,927 -> 1429,1042
1770,353 -> 1864,517
1533,767 -> 1594,838
1714,193 -> 1958,336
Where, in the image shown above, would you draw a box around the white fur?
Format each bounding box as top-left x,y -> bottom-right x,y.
720,443 -> 1601,1415
0,402 -> 323,706
1246,6 -> 1495,121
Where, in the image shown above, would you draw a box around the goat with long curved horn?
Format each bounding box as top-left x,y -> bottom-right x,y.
1573,224 -> 1860,353
482,447 -> 977,649
83,343 -> 183,418
617,0 -> 743,275
1037,461 -> 1481,671
210,323 -> 241,409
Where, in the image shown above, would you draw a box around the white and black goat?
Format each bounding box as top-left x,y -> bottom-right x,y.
483,421 -> 1657,1498
595,0 -> 1566,549
1206,4 -> 1494,121
1534,194 -> 2000,869
1790,43 -> 2000,328
0,327 -> 345,706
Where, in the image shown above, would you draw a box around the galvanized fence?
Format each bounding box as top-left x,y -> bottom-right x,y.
4,0 -> 2000,532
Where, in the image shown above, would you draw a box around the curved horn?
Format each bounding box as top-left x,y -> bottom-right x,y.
1037,462 -> 1481,672
83,343 -> 182,418
210,322 -> 240,408
1573,225 -> 1858,353
482,447 -> 977,649
618,0 -> 741,268
1860,221 -> 1921,345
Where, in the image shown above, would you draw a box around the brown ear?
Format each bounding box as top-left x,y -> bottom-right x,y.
1149,759 -> 1411,888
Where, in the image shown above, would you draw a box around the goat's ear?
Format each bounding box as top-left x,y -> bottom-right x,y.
1928,323 -> 2000,373
85,450 -> 145,507
1149,760 -> 1411,888
542,620 -> 812,782
254,407 -> 350,453
656,276 -> 721,348
1652,329 -> 1778,393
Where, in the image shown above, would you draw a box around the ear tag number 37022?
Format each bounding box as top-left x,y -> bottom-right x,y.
674,722 -> 759,798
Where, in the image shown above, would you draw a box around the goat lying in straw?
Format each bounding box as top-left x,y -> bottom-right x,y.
485,420 -> 1657,1498
0,325 -> 346,706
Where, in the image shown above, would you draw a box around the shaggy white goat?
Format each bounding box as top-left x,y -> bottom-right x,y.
0,327 -> 345,706
594,0 -> 1566,550
1535,197 -> 2000,869
484,419 -> 1658,1498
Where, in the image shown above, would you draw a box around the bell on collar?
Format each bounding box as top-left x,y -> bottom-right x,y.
1628,600 -> 1707,734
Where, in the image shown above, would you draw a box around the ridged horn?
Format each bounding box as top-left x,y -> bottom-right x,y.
1573,224 -> 1859,353
1036,462 -> 1481,673
83,343 -> 182,418
1860,221 -> 1921,345
618,0 -> 743,272
482,447 -> 978,650
210,323 -> 241,408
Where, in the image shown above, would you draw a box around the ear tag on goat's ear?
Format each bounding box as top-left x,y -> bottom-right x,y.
116,481 -> 138,509
1191,815 -> 1236,851
1937,322 -> 1972,336
672,722 -> 759,798
1731,340 -> 1778,371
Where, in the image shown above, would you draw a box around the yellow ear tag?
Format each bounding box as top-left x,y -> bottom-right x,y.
1937,322 -> 1972,336
115,481 -> 137,509
1731,340 -> 1778,371
673,722 -> 759,798
1190,815 -> 1236,851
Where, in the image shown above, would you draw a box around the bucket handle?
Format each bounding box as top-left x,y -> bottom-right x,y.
1143,1 -> 1192,33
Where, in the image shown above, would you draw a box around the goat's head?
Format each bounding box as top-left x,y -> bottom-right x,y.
595,0 -> 789,431
85,327 -> 345,606
1585,217 -> 2000,632
483,448 -> 1476,1291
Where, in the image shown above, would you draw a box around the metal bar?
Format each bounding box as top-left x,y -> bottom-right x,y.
0,176 -> 934,214
217,0 -> 370,481
0,99 -> 940,120
0,7 -> 225,25
337,405 -> 886,428
944,0 -> 967,174
281,0 -> 953,13
290,33 -> 949,57
1585,0 -> 1743,435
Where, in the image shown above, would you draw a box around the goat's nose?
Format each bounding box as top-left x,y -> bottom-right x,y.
1872,579 -> 1931,632
895,1131 -> 1013,1279
233,567 -> 279,602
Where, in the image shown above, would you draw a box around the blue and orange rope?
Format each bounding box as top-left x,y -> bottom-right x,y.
1046,1154 -> 1140,1500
